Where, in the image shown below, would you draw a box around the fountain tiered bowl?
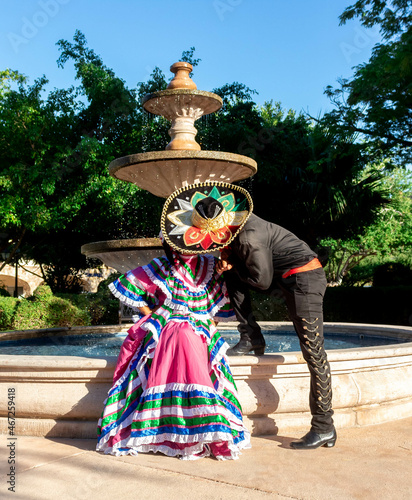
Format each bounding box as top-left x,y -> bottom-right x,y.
82,61 -> 257,267
81,238 -> 163,274
109,150 -> 257,199
108,61 -> 257,198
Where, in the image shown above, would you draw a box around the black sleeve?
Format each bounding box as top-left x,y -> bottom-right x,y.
233,240 -> 273,291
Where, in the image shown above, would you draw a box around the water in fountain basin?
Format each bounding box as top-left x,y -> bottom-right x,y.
0,330 -> 408,357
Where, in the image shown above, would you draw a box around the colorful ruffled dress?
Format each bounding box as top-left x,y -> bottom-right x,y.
96,253 -> 251,460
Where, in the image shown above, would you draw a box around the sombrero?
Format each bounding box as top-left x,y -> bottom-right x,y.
161,181 -> 253,254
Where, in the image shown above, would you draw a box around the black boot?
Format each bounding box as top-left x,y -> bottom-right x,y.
290,427 -> 337,450
226,335 -> 266,356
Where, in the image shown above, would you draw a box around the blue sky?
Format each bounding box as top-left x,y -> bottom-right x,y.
1,0 -> 381,117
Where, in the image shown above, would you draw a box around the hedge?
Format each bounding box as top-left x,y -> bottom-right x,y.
12,285 -> 90,331
1,285 -> 411,332
0,283 -> 119,332
0,297 -> 19,330
323,286 -> 412,326
58,293 -> 119,326
251,286 -> 412,326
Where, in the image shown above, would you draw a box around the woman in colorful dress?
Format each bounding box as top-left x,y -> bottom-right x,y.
96,182 -> 253,460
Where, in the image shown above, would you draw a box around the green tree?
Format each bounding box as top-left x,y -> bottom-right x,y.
203,97 -> 389,249
340,0 -> 412,39
0,30 -> 394,292
0,69 -> 82,272
0,34 -> 207,291
323,0 -> 412,164
321,166 -> 412,285
0,32 -> 164,290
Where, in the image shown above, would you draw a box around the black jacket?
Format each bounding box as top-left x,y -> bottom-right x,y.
229,214 -> 317,290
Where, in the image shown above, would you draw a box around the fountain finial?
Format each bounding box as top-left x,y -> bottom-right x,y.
167,62 -> 197,90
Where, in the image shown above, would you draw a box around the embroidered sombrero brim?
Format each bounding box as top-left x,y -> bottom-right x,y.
161,181 -> 253,254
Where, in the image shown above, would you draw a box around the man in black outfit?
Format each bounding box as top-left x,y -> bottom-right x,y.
217,213 -> 336,450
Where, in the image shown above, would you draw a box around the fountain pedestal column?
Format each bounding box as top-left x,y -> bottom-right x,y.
166,112 -> 203,150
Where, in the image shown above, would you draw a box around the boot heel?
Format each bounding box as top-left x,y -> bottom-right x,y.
253,347 -> 265,355
323,439 -> 336,448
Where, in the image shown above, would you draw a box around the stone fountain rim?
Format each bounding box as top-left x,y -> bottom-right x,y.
0,322 -> 411,368
81,238 -> 163,256
142,89 -> 223,109
108,150 -> 258,175
2,321 -> 411,438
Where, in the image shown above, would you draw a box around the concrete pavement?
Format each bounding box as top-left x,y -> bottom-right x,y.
1,417 -> 411,500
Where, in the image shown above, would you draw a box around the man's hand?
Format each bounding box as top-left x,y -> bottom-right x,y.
216,258 -> 233,274
216,247 -> 233,274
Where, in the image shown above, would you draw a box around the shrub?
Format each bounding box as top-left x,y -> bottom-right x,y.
248,286 -> 412,326
59,292 -> 119,325
32,283 -> 54,301
12,284 -> 91,330
323,286 -> 412,326
373,263 -> 412,287
0,297 -> 19,331
58,273 -> 120,326
87,296 -> 119,325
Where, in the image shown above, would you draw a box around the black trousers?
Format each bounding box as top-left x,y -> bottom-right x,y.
225,268 -> 334,433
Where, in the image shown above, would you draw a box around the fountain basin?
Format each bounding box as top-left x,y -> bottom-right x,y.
108,150 -> 257,198
0,322 -> 411,438
142,89 -> 223,119
81,238 -> 163,274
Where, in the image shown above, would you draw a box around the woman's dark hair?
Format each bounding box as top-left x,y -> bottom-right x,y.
162,240 -> 175,265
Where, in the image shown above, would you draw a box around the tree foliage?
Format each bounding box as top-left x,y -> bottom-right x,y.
198,96 -> 389,248
340,0 -> 412,40
0,30 -> 400,291
0,31 -> 164,290
323,1 -> 412,164
321,167 -> 412,285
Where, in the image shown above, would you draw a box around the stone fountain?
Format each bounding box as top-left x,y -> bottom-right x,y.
81,61 -> 257,271
1,63 -> 412,440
